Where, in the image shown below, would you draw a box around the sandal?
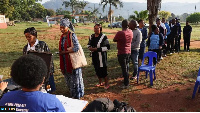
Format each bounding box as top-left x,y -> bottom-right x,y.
95,83 -> 104,87
104,85 -> 110,89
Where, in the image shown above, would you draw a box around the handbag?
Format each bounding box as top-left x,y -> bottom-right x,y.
68,33 -> 87,69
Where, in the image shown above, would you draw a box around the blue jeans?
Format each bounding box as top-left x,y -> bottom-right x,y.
130,49 -> 139,77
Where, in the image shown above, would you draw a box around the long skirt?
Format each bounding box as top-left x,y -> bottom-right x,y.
64,68 -> 84,99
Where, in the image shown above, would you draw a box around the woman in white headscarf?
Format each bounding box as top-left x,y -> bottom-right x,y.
59,18 -> 84,99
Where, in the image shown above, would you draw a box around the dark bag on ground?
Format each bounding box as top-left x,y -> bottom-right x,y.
82,98 -> 136,112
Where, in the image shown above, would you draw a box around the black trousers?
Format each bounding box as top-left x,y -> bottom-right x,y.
118,54 -> 130,86
167,35 -> 175,53
148,49 -> 161,65
184,36 -> 190,51
175,35 -> 181,52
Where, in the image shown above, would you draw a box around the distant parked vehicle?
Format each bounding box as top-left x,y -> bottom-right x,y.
108,22 -> 122,28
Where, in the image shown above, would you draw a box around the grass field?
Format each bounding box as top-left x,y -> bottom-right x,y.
0,22 -> 200,100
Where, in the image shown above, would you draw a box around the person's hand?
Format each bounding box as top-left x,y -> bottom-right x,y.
59,51 -> 67,55
0,82 -> 8,91
159,46 -> 162,49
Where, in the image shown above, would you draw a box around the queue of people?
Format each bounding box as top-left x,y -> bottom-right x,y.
0,17 -> 193,112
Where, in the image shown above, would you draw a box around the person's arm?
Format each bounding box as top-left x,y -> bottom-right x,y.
0,82 -> 8,96
97,36 -> 110,52
166,24 -> 171,36
113,32 -> 119,42
159,34 -> 164,46
87,35 -> 92,48
61,33 -> 79,54
133,31 -> 142,48
143,28 -> 148,40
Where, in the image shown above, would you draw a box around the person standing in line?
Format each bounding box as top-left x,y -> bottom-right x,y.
113,20 -> 133,88
183,21 -> 192,51
169,18 -> 178,54
156,18 -> 165,60
87,23 -> 110,89
162,18 -> 171,56
138,19 -> 148,65
175,18 -> 181,52
59,18 -> 84,99
129,20 -> 142,80
147,25 -> 163,65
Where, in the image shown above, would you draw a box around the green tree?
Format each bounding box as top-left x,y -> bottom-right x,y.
129,10 -> 148,21
0,0 -> 15,19
186,12 -> 200,23
158,11 -> 171,20
115,16 -> 124,21
56,8 -> 71,15
101,0 -> 123,28
62,0 -> 79,16
46,9 -> 56,16
76,1 -> 88,14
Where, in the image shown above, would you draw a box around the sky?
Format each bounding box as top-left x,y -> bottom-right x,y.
40,0 -> 200,4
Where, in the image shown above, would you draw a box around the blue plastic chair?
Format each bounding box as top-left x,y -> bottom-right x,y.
192,68 -> 200,99
137,51 -> 157,86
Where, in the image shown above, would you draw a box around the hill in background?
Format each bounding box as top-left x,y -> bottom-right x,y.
42,0 -> 200,19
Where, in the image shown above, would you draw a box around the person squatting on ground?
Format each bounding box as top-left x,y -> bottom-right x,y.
113,20 -> 133,88
59,18 -> 84,99
87,23 -> 110,89
183,21 -> 192,51
147,25 -> 163,65
23,27 -> 56,92
138,19 -> 148,65
129,20 -> 142,80
0,55 -> 65,112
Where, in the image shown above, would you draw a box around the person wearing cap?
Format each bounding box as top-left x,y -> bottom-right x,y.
59,18 -> 84,99
175,18 -> 181,52
183,21 -> 192,51
113,20 -> 133,88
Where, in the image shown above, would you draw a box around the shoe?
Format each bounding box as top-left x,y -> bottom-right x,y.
187,50 -> 190,52
163,54 -> 166,57
160,57 -> 163,60
170,53 -> 172,55
104,85 -> 110,89
130,76 -> 137,80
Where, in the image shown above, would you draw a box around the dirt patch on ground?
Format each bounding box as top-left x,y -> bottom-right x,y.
180,39 -> 200,49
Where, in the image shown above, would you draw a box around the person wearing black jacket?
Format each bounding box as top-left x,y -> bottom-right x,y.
169,19 -> 178,53
183,21 -> 192,51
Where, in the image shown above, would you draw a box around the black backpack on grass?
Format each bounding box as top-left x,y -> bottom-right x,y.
82,98 -> 136,112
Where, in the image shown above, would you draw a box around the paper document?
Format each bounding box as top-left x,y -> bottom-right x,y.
56,95 -> 88,112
